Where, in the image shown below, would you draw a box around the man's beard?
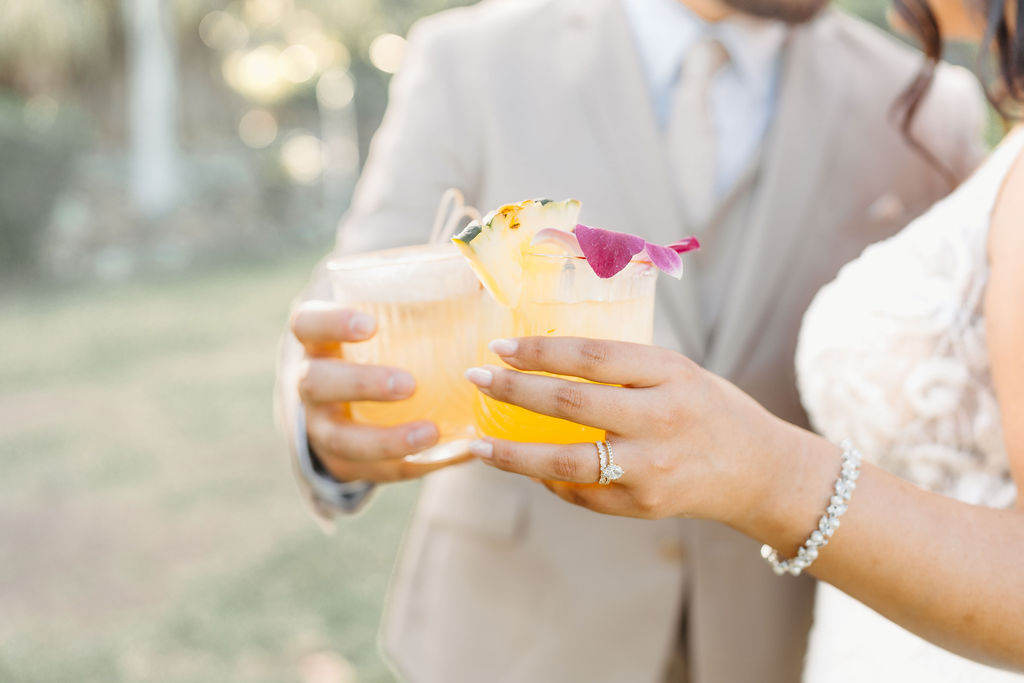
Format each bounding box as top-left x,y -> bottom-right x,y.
722,0 -> 828,23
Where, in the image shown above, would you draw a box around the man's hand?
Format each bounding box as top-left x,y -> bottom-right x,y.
291,301 -> 462,483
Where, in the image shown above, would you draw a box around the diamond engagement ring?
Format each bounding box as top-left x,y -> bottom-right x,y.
596,439 -> 624,485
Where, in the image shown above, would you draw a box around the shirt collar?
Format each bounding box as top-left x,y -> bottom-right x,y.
715,14 -> 788,91
620,0 -> 788,95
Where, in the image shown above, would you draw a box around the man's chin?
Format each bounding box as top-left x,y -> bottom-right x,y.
721,0 -> 828,24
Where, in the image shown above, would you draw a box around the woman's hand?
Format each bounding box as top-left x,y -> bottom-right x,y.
465,337 -> 1024,667
464,336 -> 810,526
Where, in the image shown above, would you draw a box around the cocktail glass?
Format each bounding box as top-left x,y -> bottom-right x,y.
327,243 -> 482,463
476,253 -> 657,443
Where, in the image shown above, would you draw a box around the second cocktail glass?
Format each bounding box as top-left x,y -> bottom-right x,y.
327,243 -> 482,463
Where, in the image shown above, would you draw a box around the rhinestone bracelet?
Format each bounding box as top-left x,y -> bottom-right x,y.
760,439 -> 862,577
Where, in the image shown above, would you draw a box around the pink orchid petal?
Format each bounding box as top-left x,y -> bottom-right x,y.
574,224 -> 646,278
573,224 -> 701,279
642,242 -> 684,279
531,228 -> 584,256
668,237 -> 701,254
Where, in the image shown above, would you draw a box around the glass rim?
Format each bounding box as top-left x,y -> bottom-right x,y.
523,251 -> 658,275
326,243 -> 465,274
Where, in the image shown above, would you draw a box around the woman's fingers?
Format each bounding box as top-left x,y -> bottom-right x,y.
489,336 -> 674,387
466,364 -> 649,434
471,438 -> 602,484
468,438 -> 598,485
473,438 -> 645,515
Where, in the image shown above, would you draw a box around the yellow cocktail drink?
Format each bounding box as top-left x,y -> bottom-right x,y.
451,197 -> 682,445
477,253 -> 657,443
327,244 -> 482,462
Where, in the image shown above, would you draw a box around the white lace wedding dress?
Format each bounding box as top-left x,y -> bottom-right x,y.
795,128 -> 1023,681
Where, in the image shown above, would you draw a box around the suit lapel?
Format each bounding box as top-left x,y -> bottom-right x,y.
705,16 -> 848,375
565,0 -> 707,359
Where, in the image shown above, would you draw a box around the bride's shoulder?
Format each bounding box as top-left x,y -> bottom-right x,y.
984,128 -> 1024,472
988,130 -> 1024,263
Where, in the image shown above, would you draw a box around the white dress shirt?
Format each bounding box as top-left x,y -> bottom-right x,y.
298,0 -> 789,512
620,0 -> 787,197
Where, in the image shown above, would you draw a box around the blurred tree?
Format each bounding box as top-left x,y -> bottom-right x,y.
0,94 -> 79,273
0,0 -> 115,94
835,0 -> 889,29
14,0 -> 990,280
0,0 -> 110,274
123,0 -> 182,218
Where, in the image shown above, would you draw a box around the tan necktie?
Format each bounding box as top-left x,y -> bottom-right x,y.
667,38 -> 729,228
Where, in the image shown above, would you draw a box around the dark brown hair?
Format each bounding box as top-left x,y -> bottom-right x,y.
892,0 -> 1022,181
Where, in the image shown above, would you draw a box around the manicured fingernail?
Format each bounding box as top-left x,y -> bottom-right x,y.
464,367 -> 493,388
407,424 -> 438,448
469,439 -> 493,459
349,312 -> 375,337
488,338 -> 518,356
388,372 -> 415,397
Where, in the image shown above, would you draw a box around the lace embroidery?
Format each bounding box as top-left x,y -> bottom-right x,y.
796,133 -> 1024,509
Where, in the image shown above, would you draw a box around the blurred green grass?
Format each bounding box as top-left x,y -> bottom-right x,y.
0,254 -> 416,683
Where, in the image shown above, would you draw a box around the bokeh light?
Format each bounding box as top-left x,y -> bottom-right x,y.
198,10 -> 249,51
284,10 -> 351,73
310,38 -> 350,73
244,0 -> 288,26
281,133 -> 324,184
368,33 -> 407,74
222,45 -> 288,102
279,43 -> 318,84
298,651 -> 357,683
316,69 -> 355,110
238,109 -> 278,148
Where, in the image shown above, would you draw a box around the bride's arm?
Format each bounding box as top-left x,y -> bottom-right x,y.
469,344 -> 1024,669
986,135 -> 1024,499
755,432 -> 1023,670
465,278 -> 1024,672
766,144 -> 1024,668
462,148 -> 1024,667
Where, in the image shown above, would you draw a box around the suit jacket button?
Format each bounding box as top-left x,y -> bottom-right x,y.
659,540 -> 687,563
866,193 -> 905,222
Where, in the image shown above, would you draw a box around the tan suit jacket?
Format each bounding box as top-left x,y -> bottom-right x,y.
276,0 -> 986,681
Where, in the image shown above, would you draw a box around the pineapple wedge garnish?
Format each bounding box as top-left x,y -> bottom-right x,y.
452,198 -> 581,307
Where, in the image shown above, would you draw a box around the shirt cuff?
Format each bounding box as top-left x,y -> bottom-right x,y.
294,403 -> 374,513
